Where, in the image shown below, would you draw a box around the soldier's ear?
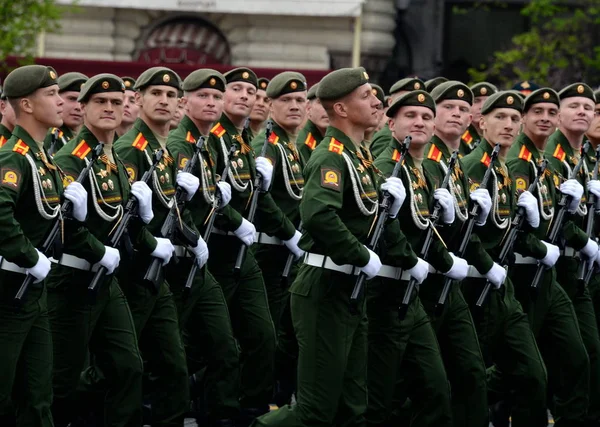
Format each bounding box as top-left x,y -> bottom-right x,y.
333,101 -> 348,118
134,91 -> 143,107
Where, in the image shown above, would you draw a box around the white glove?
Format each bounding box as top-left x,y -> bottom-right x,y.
176,171 -> 200,201
26,249 -> 51,283
588,180 -> 600,199
191,236 -> 209,268
560,179 -> 583,212
151,237 -> 175,266
434,188 -> 455,224
360,247 -> 382,280
283,230 -> 305,259
540,241 -> 560,268
64,181 -> 88,222
595,246 -> 600,268
517,191 -> 540,228
217,181 -> 232,207
255,157 -> 273,191
234,218 -> 256,247
406,257 -> 430,284
381,177 -> 406,218
470,188 -> 492,226
444,253 -> 469,280
485,262 -> 507,289
131,181 -> 154,224
97,246 -> 120,275
580,238 -> 599,260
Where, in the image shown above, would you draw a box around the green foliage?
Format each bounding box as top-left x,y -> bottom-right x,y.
468,0 -> 600,88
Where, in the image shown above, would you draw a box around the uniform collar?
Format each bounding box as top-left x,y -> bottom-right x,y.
132,117 -> 162,151
178,115 -> 202,142
304,120 -> 324,142
0,124 -> 12,141
429,135 -> 452,162
271,121 -> 290,144
12,125 -> 44,155
514,132 -> 544,162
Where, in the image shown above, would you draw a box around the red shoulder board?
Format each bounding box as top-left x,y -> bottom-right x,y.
185,131 -> 196,143
480,152 -> 491,167
268,132 -> 279,145
71,140 -> 91,159
12,140 -> 29,156
328,138 -> 344,155
392,149 -> 401,163
132,133 -> 148,151
210,123 -> 226,138
553,144 -> 566,162
427,144 -> 443,162
518,145 -> 532,162
0,136 -> 7,148
305,133 -> 317,150
461,129 -> 473,144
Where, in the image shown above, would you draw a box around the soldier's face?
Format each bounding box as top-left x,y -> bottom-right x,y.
82,92 -> 124,132
224,82 -> 257,120
586,103 -> 600,142
250,89 -> 271,123
559,97 -> 595,135
122,90 -> 139,126
184,88 -> 224,125
471,96 -> 488,130
170,98 -> 185,130
343,83 -> 380,128
480,108 -> 521,148
136,85 -> 178,126
27,84 -> 64,128
60,90 -> 84,130
390,105 -> 435,146
270,92 -> 307,132
522,103 -> 559,139
307,99 -> 329,132
0,99 -> 16,129
435,100 -> 472,139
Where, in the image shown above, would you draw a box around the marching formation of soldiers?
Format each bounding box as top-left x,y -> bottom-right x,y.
1,60 -> 600,427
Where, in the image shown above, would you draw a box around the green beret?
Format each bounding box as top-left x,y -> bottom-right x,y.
257,78 -> 270,91
370,84 -> 385,105
224,67 -> 258,88
0,87 -> 6,101
387,90 -> 436,118
595,90 -> 600,104
57,72 -> 88,93
470,82 -> 498,98
523,88 -> 560,112
514,91 -> 526,101
317,67 -> 370,101
121,76 -> 136,90
3,65 -> 59,98
389,77 -> 425,95
266,71 -> 307,99
78,74 -> 125,103
134,67 -> 181,91
558,82 -> 596,102
430,81 -> 473,106
307,83 -> 319,100
183,69 -> 226,93
481,91 -> 524,115
425,77 -> 448,93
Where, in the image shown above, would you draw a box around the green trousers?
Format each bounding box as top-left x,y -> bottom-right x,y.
166,257 -> 240,420
366,277 -> 452,427
46,265 -> 143,427
252,265 -> 368,427
419,276 -> 488,427
512,263 -> 590,427
0,274 -> 53,427
590,273 -> 600,336
463,277 -> 548,427
207,235 -> 276,410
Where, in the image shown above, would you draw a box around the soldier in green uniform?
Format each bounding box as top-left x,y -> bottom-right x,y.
504,87 -> 591,427
0,90 -> 16,147
206,67 -> 297,425
0,64 -> 89,427
166,68 -> 241,427
425,76 -> 448,93
248,77 -> 271,140
43,72 -> 88,154
115,66 -> 197,427
463,82 -> 497,154
365,84 -> 385,144
369,77 -> 425,158
116,77 -> 139,139
545,82 -> 600,425
47,74 -> 153,427
296,83 -> 328,163
461,91 -> 548,427
252,66 -> 387,427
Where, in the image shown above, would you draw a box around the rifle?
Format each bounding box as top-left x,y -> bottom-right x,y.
233,120 -> 273,278
87,149 -> 164,297
578,144 -> 600,289
433,144 -> 501,315
280,221 -> 302,288
142,138 -> 206,290
530,142 -> 589,296
14,143 -> 104,304
48,128 -> 68,158
183,144 -> 236,292
475,159 -> 549,307
349,135 -> 411,313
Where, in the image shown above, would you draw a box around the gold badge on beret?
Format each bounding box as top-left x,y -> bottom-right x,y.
414,82 -> 421,89
522,81 -> 530,89
291,81 -> 298,90
49,70 -> 57,80
125,80 -> 131,88
418,93 -> 426,103
372,88 -> 377,95
457,89 -> 465,98
163,74 -> 171,83
209,78 -> 216,86
480,87 -> 487,95
260,82 -> 267,89
507,96 -> 514,105
102,81 -> 109,89
363,72 -> 369,80
577,84 -> 584,94
80,83 -> 85,89
543,91 -> 550,99
242,71 -> 250,79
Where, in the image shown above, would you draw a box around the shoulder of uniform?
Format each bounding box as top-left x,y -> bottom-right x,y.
210,122 -> 227,138
267,131 -> 280,145
12,139 -> 30,156
70,139 -> 92,160
514,144 -> 533,162
131,132 -> 149,151
327,138 -> 344,155
304,132 -> 317,150
426,144 -> 442,162
552,143 -> 566,162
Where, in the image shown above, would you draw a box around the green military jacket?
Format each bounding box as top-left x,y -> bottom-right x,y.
0,124 -> 12,148
208,113 -> 295,240
43,125 -> 74,154
459,124 -> 480,158
369,123 -> 392,159
52,126 -> 156,264
296,119 -> 324,164
0,126 -> 65,268
251,120 -> 304,227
